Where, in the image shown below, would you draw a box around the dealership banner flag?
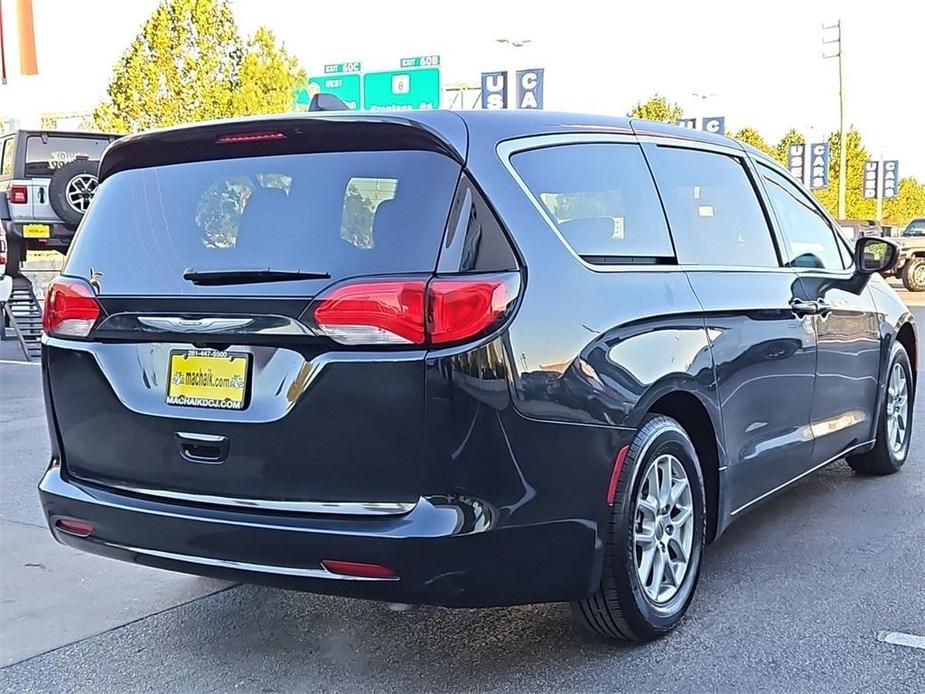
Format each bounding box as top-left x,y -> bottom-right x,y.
809,143 -> 829,190
882,160 -> 899,199
863,160 -> 880,199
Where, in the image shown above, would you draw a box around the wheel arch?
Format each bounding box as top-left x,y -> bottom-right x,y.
896,321 -> 917,388
645,390 -> 722,543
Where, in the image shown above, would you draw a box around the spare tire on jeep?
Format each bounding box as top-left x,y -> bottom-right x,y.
48,159 -> 101,230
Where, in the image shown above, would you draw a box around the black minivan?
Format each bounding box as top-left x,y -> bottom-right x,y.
39,111 -> 915,641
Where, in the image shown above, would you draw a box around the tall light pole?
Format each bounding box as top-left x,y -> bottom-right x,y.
823,20 -> 846,219
0,0 -> 8,85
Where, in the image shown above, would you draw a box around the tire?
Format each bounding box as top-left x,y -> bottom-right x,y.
5,231 -> 24,277
48,159 -> 100,230
847,342 -> 914,475
572,415 -> 706,641
901,258 -> 925,292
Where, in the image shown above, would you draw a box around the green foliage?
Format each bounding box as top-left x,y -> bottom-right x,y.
884,177 -> 925,226
773,129 -> 805,166
628,94 -> 684,123
731,127 -> 775,156
231,27 -> 306,117
812,128 -> 876,220
94,0 -> 306,133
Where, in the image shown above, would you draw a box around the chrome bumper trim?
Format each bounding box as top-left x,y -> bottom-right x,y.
102,482 -> 417,516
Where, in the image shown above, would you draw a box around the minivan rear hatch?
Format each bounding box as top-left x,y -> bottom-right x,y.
46,118 -> 465,511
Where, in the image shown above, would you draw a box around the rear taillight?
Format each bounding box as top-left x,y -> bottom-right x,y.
43,277 -> 102,338
310,274 -> 520,347
428,278 -> 513,345
9,185 -> 28,204
313,280 -> 427,345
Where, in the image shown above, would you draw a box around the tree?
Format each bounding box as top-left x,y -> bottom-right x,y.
812,128 -> 876,221
231,27 -> 306,117
731,127 -> 774,156
93,0 -> 241,132
774,129 -> 805,166
94,0 -> 306,133
884,177 -> 925,226
628,94 -> 684,123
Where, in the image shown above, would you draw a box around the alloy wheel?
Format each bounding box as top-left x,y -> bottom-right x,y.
65,173 -> 99,214
886,362 -> 909,453
633,453 -> 695,604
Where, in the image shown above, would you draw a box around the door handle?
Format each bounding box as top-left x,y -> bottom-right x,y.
789,299 -> 819,316
175,432 -> 229,464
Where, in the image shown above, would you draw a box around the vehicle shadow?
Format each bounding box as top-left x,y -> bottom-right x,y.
153,456 -> 918,692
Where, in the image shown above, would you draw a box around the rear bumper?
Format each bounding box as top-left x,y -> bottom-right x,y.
38,464 -> 602,607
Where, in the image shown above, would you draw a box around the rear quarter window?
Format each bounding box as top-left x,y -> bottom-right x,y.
25,136 -> 110,177
0,138 -> 14,177
510,143 -> 674,261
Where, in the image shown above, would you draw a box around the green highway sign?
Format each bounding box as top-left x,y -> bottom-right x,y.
297,74 -> 362,110
363,68 -> 440,111
324,61 -> 361,74
400,55 -> 440,68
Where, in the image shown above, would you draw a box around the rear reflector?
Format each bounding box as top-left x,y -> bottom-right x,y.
43,277 -> 102,338
311,274 -> 520,347
216,131 -> 287,144
55,518 -> 94,537
321,559 -> 398,579
9,185 -> 28,204
606,445 -> 631,505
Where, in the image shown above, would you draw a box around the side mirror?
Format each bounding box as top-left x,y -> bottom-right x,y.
855,236 -> 899,275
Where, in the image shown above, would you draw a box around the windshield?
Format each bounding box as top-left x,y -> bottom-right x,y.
64,150 -> 460,295
903,220 -> 925,237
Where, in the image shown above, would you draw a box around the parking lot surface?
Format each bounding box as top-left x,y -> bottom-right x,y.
1,304 -> 923,693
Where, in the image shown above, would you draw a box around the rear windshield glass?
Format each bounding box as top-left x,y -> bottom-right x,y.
64,150 -> 460,295
25,136 -> 110,177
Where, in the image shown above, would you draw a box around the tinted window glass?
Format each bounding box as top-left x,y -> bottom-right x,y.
438,177 -> 518,273
64,150 -> 460,296
511,143 -> 673,259
649,147 -> 778,267
25,135 -> 110,177
0,138 -> 13,177
759,164 -> 846,270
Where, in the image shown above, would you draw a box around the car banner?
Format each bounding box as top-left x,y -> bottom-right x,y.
787,143 -> 806,183
809,143 -> 829,190
863,160 -> 880,199
515,69 -> 544,109
480,71 -> 508,110
701,116 -> 725,135
882,160 -> 899,199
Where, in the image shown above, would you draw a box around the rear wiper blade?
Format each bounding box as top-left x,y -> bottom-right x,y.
183,268 -> 331,286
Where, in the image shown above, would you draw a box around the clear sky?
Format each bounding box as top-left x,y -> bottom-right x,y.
1,0 -> 923,178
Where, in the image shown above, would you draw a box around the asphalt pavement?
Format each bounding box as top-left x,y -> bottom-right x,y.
1,303 -> 923,693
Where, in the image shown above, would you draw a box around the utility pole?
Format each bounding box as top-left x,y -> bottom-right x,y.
823,21 -> 846,219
